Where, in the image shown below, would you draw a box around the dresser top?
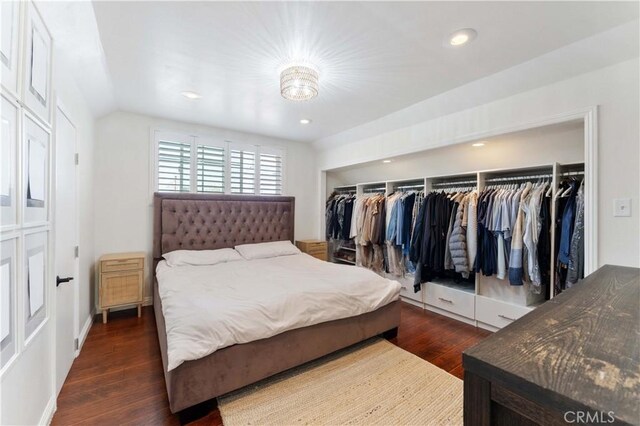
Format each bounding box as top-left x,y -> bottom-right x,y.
99,252 -> 146,261
463,265 -> 640,424
296,239 -> 326,244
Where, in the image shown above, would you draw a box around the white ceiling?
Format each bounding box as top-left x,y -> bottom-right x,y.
90,1 -> 638,142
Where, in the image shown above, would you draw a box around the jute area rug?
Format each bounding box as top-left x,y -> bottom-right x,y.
218,338 -> 463,426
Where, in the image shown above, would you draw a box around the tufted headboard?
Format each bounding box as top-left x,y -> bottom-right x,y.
152,193 -> 295,277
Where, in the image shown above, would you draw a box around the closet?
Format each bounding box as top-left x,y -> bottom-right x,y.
325,160 -> 586,331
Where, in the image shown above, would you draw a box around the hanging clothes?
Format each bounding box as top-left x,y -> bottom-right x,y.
352,193 -> 386,273
555,177 -> 585,292
411,190 -> 476,291
325,192 -> 356,241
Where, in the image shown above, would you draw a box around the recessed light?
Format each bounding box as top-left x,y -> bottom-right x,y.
382,160 -> 392,163
181,91 -> 202,100
300,119 -> 312,124
472,142 -> 485,147
448,28 -> 477,46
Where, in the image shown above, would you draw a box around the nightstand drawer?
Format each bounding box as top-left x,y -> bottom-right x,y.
306,247 -> 327,256
296,240 -> 327,253
102,258 -> 143,273
310,252 -> 328,261
101,271 -> 143,307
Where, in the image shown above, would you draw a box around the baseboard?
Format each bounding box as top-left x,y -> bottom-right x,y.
399,296 -> 424,309
76,311 -> 94,356
143,296 -> 153,306
476,321 -> 500,332
38,396 -> 56,425
424,304 -> 476,326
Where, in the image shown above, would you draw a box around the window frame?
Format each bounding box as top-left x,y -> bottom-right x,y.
151,129 -> 286,196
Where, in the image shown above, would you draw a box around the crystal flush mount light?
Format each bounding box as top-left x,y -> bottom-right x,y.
280,65 -> 319,101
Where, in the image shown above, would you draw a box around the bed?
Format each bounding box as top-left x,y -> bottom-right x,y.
152,193 -> 401,413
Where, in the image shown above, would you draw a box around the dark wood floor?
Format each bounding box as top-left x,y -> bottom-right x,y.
52,302 -> 491,425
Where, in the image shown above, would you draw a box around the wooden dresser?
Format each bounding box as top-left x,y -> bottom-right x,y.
463,265 -> 639,425
295,240 -> 327,261
98,252 -> 145,323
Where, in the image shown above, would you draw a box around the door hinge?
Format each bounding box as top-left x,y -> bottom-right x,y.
74,338 -> 79,351
74,246 -> 79,258
75,153 -> 79,165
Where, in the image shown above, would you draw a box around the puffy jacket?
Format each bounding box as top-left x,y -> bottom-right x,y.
449,201 -> 470,278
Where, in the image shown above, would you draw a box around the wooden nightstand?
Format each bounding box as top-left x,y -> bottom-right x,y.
98,252 -> 145,324
295,240 -> 328,261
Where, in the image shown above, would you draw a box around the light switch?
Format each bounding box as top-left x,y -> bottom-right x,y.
613,198 -> 631,217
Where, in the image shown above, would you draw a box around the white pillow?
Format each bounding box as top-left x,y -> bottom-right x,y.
235,240 -> 301,260
162,248 -> 243,267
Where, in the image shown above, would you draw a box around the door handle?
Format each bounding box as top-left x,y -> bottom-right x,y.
56,276 -> 74,287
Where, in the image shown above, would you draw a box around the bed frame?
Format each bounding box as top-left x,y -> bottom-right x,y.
152,193 -> 400,413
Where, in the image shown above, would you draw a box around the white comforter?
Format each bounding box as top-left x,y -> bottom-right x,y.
157,253 -> 400,371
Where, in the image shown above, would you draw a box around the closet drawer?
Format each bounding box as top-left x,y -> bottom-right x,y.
398,276 -> 422,303
425,283 -> 475,319
476,295 -> 532,329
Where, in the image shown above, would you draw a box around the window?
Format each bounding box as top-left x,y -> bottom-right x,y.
196,144 -> 225,193
157,139 -> 190,192
259,150 -> 283,195
230,147 -> 256,194
153,130 -> 284,195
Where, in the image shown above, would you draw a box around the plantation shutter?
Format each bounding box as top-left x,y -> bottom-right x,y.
157,139 -> 191,192
196,144 -> 225,193
259,151 -> 283,195
230,147 -> 256,194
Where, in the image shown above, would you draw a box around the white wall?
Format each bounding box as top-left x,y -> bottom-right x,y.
327,122 -> 584,189
316,58 -> 640,268
0,48 -> 96,426
94,111 -> 318,306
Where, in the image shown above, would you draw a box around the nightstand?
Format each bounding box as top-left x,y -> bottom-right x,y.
98,252 -> 145,324
295,240 -> 328,261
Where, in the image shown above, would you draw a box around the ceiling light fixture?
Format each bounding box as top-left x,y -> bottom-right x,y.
181,91 -> 202,100
448,28 -> 477,46
383,160 -> 392,163
472,142 -> 486,147
280,65 -> 319,101
300,118 -> 312,124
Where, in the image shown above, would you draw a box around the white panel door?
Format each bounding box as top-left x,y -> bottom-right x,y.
54,105 -> 78,395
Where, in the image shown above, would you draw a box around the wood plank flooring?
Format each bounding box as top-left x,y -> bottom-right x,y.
52,302 -> 491,425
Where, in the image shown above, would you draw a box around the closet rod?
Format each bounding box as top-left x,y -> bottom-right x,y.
431,179 -> 477,187
363,187 -> 386,193
395,184 -> 424,190
485,173 -> 553,183
560,170 -> 585,176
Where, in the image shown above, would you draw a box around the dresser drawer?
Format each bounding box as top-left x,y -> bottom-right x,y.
101,271 -> 143,307
425,283 -> 475,319
476,295 -> 532,329
101,258 -> 143,273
